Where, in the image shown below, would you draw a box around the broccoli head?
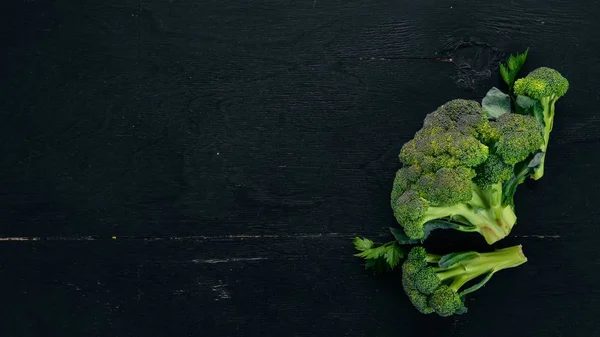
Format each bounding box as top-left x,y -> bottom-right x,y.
513,67 -> 569,180
402,245 -> 527,316
514,67 -> 569,100
391,99 -> 543,244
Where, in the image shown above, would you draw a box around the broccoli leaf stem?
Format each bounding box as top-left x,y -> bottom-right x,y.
532,96 -> 557,180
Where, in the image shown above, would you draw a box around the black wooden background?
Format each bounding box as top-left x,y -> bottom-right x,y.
1,0 -> 598,336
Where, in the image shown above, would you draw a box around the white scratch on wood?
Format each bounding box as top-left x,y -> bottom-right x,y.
0,237 -> 40,241
516,235 -> 561,239
0,236 -> 96,241
0,232 -> 375,243
212,281 -> 231,300
193,257 -> 269,264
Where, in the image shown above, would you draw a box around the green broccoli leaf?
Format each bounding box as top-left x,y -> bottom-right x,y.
384,243 -> 404,269
499,48 -> 529,90
389,220 -> 463,246
502,151 -> 544,207
389,227 -> 420,245
482,87 -> 511,119
353,237 -> 374,251
527,152 -> 545,168
499,63 -> 510,87
458,271 -> 496,297
353,239 -> 405,272
515,95 -> 544,125
422,220 -> 463,238
515,95 -> 536,111
364,258 -> 389,274
354,245 -> 385,260
364,259 -> 377,269
438,251 -> 479,269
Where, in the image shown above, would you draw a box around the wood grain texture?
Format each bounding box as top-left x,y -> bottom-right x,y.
1,0 -> 599,335
0,236 -> 587,337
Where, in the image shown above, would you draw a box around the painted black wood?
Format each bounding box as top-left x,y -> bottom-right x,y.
1,0 -> 598,336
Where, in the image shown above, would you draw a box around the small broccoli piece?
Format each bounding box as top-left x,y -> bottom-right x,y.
406,288 -> 435,314
492,113 -> 545,165
391,99 -> 543,244
401,245 -> 527,317
514,67 -> 569,180
428,285 -> 465,317
474,154 -> 513,188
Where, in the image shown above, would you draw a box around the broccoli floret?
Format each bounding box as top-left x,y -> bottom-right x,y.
514,67 -> 568,100
401,245 -> 527,317
514,67 -> 569,180
391,99 -> 543,244
405,288 -> 434,314
428,285 -> 464,317
474,154 -> 513,188
492,113 -> 545,165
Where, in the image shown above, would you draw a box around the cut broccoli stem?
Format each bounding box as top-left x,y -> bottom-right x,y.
453,203 -> 516,245
418,182 -> 517,244
446,184 -> 516,244
533,96 -> 557,180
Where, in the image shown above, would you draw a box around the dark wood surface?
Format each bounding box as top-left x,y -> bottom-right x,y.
1,1 -> 598,336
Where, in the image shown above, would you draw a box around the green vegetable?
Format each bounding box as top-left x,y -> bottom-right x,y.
401,245 -> 527,316
353,237 -> 405,273
352,49 -> 567,318
499,48 -> 529,91
513,67 -> 569,180
392,99 -> 543,244
482,87 -> 511,119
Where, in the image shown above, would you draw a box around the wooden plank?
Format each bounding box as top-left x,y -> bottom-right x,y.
2,0 -> 597,237
0,236 -> 592,336
1,0 -> 600,334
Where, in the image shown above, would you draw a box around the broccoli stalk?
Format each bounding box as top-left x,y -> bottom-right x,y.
402,245 -> 527,317
414,182 -> 516,244
533,96 -> 555,180
451,182 -> 517,244
513,67 -> 569,180
525,94 -> 557,180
